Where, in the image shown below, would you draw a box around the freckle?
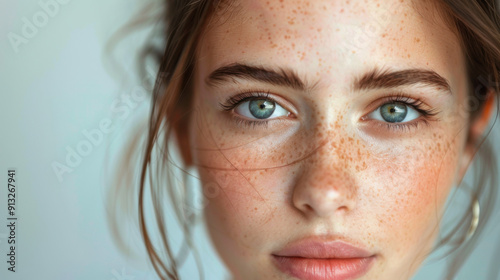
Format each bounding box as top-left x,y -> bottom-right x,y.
352,50 -> 356,54
340,8 -> 344,13
381,33 -> 387,38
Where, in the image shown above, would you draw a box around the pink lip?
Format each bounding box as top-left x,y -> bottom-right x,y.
272,238 -> 376,280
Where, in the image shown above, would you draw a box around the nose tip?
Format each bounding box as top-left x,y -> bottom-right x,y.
290,139 -> 358,218
292,166 -> 358,218
293,183 -> 356,218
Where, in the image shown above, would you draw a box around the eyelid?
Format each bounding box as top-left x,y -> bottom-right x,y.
235,99 -> 290,120
367,102 -> 421,123
219,90 -> 298,117
357,93 -> 441,136
360,93 -> 438,121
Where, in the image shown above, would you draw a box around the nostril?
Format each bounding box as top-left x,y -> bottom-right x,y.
304,204 -> 314,212
337,205 -> 349,212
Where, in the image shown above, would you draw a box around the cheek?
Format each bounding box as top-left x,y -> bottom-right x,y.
188,97 -> 300,246
198,167 -> 292,267
200,168 -> 281,223
191,116 -> 305,262
363,131 -> 465,251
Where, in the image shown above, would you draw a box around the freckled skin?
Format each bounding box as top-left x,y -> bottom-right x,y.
186,0 -> 473,279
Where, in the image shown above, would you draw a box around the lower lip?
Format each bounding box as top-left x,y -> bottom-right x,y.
272,255 -> 376,280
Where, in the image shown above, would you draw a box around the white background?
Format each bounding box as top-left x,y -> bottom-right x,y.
1,1 -> 500,279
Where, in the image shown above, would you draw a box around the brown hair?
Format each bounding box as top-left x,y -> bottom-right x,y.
110,0 -> 500,279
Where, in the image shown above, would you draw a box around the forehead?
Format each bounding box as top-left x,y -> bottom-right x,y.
198,0 -> 466,95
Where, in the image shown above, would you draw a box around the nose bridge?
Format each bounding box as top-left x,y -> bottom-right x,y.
292,124 -> 359,217
306,132 -> 358,191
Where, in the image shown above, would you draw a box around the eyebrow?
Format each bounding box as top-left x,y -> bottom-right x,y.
206,63 -> 452,94
206,63 -> 307,91
353,67 -> 452,94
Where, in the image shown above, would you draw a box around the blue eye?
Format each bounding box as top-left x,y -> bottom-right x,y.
368,102 -> 421,123
235,99 -> 289,120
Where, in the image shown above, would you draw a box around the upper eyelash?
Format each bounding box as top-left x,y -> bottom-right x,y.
219,91 -> 274,111
219,91 -> 440,131
219,91 -> 287,129
382,93 -> 440,117
220,92 -> 438,116
370,93 -> 440,132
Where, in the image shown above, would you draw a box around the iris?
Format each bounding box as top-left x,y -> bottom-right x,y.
380,102 -> 408,123
249,99 -> 276,119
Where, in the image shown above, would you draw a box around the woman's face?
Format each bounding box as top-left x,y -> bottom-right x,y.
186,0 -> 471,279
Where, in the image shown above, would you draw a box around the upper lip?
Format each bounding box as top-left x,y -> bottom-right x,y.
273,237 -> 374,259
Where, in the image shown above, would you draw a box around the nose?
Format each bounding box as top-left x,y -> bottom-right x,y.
292,138 -> 358,218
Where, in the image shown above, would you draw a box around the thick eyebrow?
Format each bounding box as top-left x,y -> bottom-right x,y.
206,63 -> 307,91
206,63 -> 452,95
353,67 -> 452,94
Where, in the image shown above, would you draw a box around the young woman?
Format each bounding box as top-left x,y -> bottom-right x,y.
113,0 -> 500,279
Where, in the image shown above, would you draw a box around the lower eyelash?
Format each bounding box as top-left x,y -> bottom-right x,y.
230,114 -> 271,129
383,118 -> 434,133
222,92 -> 439,131
220,91 -> 287,129
373,94 -> 440,132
